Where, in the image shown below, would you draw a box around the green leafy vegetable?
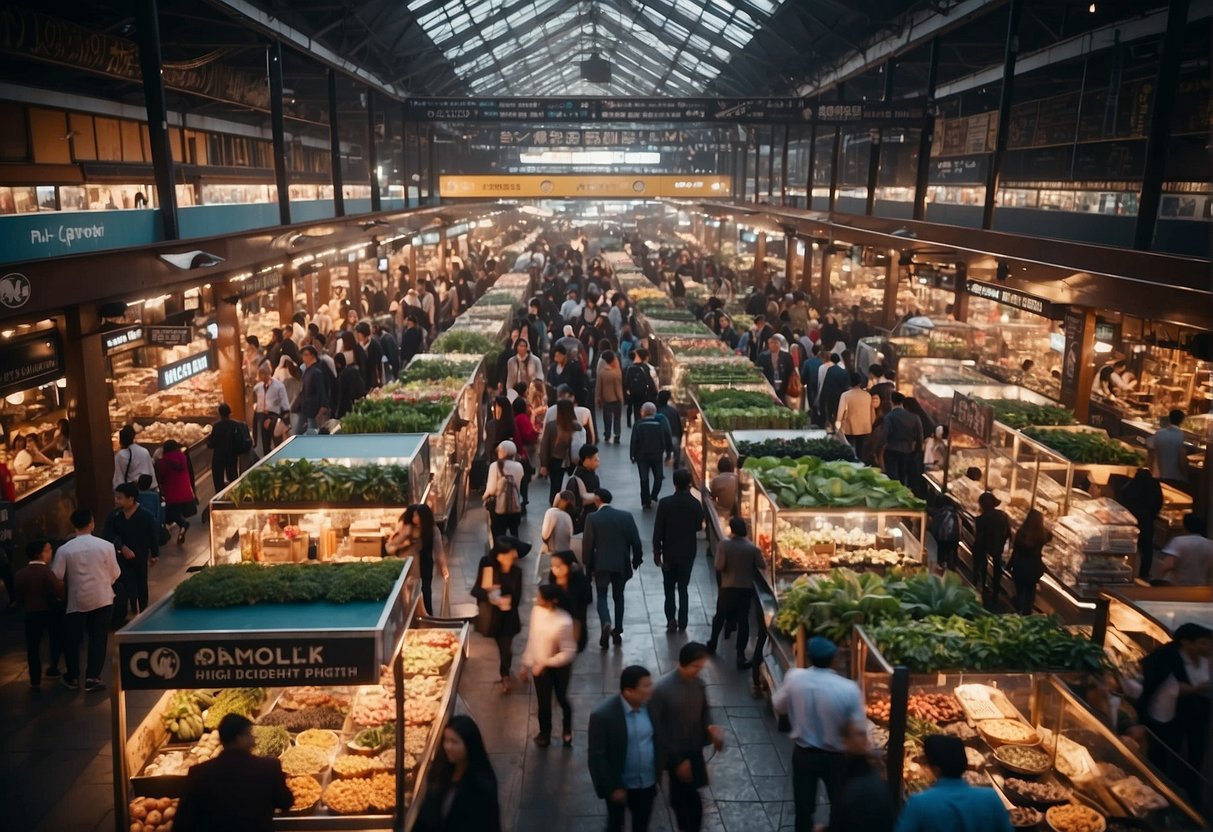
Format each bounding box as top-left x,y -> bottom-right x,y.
744,456 -> 925,510
981,400 -> 1075,429
736,437 -> 857,463
398,358 -> 480,382
340,398 -> 455,434
1022,427 -> 1144,465
430,331 -> 500,359
230,459 -> 410,505
174,561 -> 406,608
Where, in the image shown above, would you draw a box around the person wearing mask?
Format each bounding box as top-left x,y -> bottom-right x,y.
1007,509 -> 1052,614
653,469 -> 705,633
894,735 -> 1013,832
175,714 -> 293,832
252,364 -> 291,455
104,482 -> 160,622
519,583 -> 578,748
506,338 -> 543,389
623,348 -> 659,427
631,402 -> 673,510
15,539 -> 63,688
471,536 -> 527,693
1119,467 -> 1164,579
1137,622 -> 1211,797
817,353 -> 849,426
540,399 -> 586,509
548,549 -> 593,653
353,322 -> 384,390
207,402 -> 251,493
414,715 -> 502,832
588,666 -> 662,832
584,488 -> 644,650
51,509 -> 121,693
972,490 -> 1013,611
595,349 -> 624,444
710,456 -> 739,519
485,440 -> 525,542
773,636 -> 866,832
881,392 -> 924,488
759,335 -> 795,403
708,518 -> 767,669
836,372 -> 875,459
112,425 -> 157,490
293,346 -> 330,433
158,440 -> 196,546
1157,513 -> 1213,586
649,643 -> 725,832
1147,409 -> 1190,487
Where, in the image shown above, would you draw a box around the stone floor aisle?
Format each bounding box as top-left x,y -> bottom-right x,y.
447,421 -> 798,832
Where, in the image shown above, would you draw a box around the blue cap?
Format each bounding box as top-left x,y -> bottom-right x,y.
808,636 -> 837,663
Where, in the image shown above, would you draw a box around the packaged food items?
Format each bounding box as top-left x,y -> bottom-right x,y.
258,705 -> 345,731
286,775 -> 322,812
906,692 -> 965,723
1005,778 -> 1072,807
128,796 -> 179,832
333,754 -> 389,779
1046,803 -> 1105,832
323,778 -> 372,814
295,729 -> 341,751
252,725 -> 290,758
1009,807 -> 1043,827
1108,776 -> 1167,814
994,744 -> 1052,775
977,718 -> 1039,746
279,745 -> 330,776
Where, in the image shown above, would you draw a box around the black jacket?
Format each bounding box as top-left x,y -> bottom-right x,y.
361,337 -> 384,390
548,361 -> 586,405
652,490 -> 704,567
335,366 -> 366,418
207,417 -> 248,465
656,404 -> 683,441
972,509 -> 1013,564
469,555 -> 522,637
587,695 -> 665,799
819,364 -> 850,416
175,750 -> 292,832
103,505 -> 160,560
296,363 -> 329,420
630,416 -> 672,460
759,350 -> 795,399
378,332 -> 400,378
400,326 -> 424,365
584,505 -> 643,576
413,771 -> 502,832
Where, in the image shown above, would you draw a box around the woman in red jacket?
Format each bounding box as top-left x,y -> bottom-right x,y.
158,440 -> 197,545
512,396 -> 540,513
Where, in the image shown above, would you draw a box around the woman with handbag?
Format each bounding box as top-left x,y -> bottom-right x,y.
471,537 -> 526,693
157,440 -> 197,546
484,440 -> 525,543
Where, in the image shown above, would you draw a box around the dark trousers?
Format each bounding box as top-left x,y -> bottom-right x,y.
490,511 -> 521,543
974,554 -> 1004,610
25,609 -> 64,684
636,455 -> 664,506
601,401 -> 622,441
708,588 -> 752,658
662,559 -> 694,627
595,571 -> 627,632
1012,574 -> 1038,615
118,555 -> 150,617
165,503 -> 192,533
534,664 -> 572,738
626,400 -> 642,427
519,459 -> 533,508
419,557 -> 434,616
936,540 -> 959,572
845,434 -> 868,460
253,412 -> 276,455
548,464 -> 573,508
667,764 -> 703,832
883,449 -> 914,487
606,785 -> 656,832
750,590 -> 768,688
211,457 -> 239,493
493,632 -> 514,678
1137,522 -> 1155,579
792,746 -> 844,832
64,605 -> 112,682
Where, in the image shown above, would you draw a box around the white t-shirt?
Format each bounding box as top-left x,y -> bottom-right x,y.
1161,533 -> 1213,586
52,533 -> 121,614
1148,653 -> 1209,724
113,443 -> 158,489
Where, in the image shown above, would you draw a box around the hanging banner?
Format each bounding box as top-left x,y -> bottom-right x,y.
158,351 -> 211,389
0,332 -> 62,397
966,280 -> 1063,319
438,174 -> 732,199
102,325 -> 145,354
950,392 -> 994,444
147,326 -> 193,347
1060,308 -> 1085,408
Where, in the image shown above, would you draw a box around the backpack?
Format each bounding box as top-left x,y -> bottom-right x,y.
495,461 -> 522,515
624,364 -> 657,403
932,505 -> 959,543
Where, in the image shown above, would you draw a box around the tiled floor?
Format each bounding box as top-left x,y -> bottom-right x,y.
0,421 -> 801,832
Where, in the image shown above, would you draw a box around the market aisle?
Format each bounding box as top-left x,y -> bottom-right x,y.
449,422 -> 800,832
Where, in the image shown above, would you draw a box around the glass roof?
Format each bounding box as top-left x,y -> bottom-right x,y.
405,0 -> 788,96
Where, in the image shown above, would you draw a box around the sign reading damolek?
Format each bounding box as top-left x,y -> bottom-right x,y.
439,175 -> 732,199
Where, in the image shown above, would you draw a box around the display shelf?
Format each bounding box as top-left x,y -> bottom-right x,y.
855,321 -> 985,376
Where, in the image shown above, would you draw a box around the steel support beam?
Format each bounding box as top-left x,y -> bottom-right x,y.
805,119 -> 817,210
767,126 -> 776,201
401,106 -> 411,209
367,89 -> 381,213
913,37 -> 939,222
828,85 -> 844,212
268,41 -> 291,225
780,124 -> 790,205
982,0 -> 1022,230
134,0 -> 179,240
866,61 -> 896,216
328,69 -> 345,217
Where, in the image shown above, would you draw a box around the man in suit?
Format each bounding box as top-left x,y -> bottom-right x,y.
758,335 -> 795,402
293,346 -> 329,433
176,714 -> 293,832
583,488 -> 643,650
588,666 -> 663,832
818,352 -> 850,425
653,469 -> 704,633
354,321 -> 384,390
206,402 -> 249,493
399,314 -> 424,366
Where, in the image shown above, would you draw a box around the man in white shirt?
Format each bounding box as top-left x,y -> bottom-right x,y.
1147,409 -> 1189,485
52,509 -> 122,693
772,636 -> 866,832
1158,514 -> 1213,587
252,364 -> 292,455
519,584 -> 578,747
113,425 -> 157,490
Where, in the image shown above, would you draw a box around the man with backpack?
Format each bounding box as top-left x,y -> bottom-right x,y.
562,445 -> 601,534
932,498 -> 961,573
623,348 -> 659,429
206,403 -> 252,494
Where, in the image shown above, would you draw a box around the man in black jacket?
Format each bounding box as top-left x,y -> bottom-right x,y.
354,322 -> 383,390
104,482 -> 160,622
653,469 -> 704,633
630,403 -> 673,509
758,335 -> 795,402
588,666 -> 662,832
293,346 -> 329,432
547,344 -> 587,406
818,352 -> 850,425
206,402 -> 249,493
584,489 -> 644,649
399,314 -> 424,366
374,322 -> 399,379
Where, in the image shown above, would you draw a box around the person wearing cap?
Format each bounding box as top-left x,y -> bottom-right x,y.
583,488 -> 644,650
772,635 -> 866,832
175,713 -> 293,832
519,583 -> 578,748
894,735 -> 1013,832
649,642 -> 725,832
972,490 -> 1013,611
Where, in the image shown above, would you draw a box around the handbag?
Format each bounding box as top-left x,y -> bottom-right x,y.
474,600 -> 495,636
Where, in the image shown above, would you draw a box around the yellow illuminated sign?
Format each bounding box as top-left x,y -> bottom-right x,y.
438,175 -> 732,198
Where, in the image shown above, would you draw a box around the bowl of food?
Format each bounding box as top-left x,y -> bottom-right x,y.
978,718 -> 1041,748
1046,803 -> 1106,832
995,744 -> 1052,776
1009,807 -> 1043,828
295,729 -> 341,753
285,775 -> 322,815
1004,778 -> 1072,809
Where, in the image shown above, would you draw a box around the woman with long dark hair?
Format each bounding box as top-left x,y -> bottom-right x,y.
539,398 -> 584,508
414,715 -> 501,832
1007,509 -> 1051,614
484,395 -> 515,457
548,549 -> 592,653
511,397 -> 539,512
403,503 -> 448,616
471,537 -> 525,693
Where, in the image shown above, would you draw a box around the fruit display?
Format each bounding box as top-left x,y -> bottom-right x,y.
1023,427 -> 1144,465
735,438 -> 857,463
228,460 -> 411,505
252,725 -> 290,758
745,456 -> 925,510
128,797 -> 178,832
173,561 -> 405,609
279,745 -> 331,777
202,687 -> 267,731
287,775 -> 322,812
160,690 -> 210,742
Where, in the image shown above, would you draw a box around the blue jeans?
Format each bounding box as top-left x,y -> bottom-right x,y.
635,455 -> 664,506
595,571 -> 626,632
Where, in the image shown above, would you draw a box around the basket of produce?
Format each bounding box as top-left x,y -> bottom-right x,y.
128,796 -> 179,832
251,725 -> 290,758
1005,778 -> 1072,808
977,719 -> 1041,748
278,745 -> 331,778
1046,803 -> 1106,832
286,775 -> 322,815
333,753 -> 390,779
906,692 -> 965,723
349,725 -> 394,756
994,744 -> 1053,776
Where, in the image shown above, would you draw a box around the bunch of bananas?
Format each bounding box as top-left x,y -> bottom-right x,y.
162,691 -> 205,741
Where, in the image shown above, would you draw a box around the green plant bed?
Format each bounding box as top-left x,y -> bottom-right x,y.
703,406 -> 806,431
340,398 -> 455,434
744,456 -> 925,510
229,459 -> 411,506
686,365 -> 766,384
173,561 -> 406,608
430,331 -> 500,359
982,400 -> 1075,429
398,358 -> 480,383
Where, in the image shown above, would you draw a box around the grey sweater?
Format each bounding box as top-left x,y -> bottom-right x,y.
714,538 -> 766,589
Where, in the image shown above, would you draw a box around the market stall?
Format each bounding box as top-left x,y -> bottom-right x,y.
112,559 -> 470,830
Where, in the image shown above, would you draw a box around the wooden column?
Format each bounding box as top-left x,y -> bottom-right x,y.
819,247 -> 833,311
800,244 -> 815,294
437,228 -> 448,275
784,233 -> 796,290
882,264 -> 900,330
62,305 -> 113,516
213,282 -> 246,421
953,278 -> 970,322
304,272 -> 317,316
1062,307 -> 1098,423
407,245 -> 418,280
278,271 -> 296,328
318,267 -> 333,311
752,232 -> 767,286
348,262 -> 361,314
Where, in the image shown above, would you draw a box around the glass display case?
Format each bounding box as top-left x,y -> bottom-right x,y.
683,383 -> 783,485
208,434 -> 430,566
898,358 -> 985,425
0,377 -> 73,501
856,321 -> 986,376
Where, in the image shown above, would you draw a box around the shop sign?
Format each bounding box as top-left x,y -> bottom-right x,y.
950,392 -> 994,443
118,637 -> 378,690
966,280 -> 1061,319
439,174 -> 732,199
102,325 -> 144,354
1059,308 -> 1086,407
158,351 -> 210,389
929,155 -> 988,184
0,273 -> 31,309
0,333 -> 62,397
147,326 -> 193,347
233,272 -> 282,299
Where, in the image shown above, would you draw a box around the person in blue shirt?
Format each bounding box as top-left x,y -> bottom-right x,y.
588,665 -> 662,832
895,735 -> 1013,832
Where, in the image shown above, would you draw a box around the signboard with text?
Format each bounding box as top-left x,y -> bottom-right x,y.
967,280 -> 1063,320
0,333 -> 62,396
158,351 -> 211,389
439,174 -> 732,199
102,325 -> 144,354
1059,308 -> 1085,408
950,392 -> 995,444
147,326 -> 193,347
